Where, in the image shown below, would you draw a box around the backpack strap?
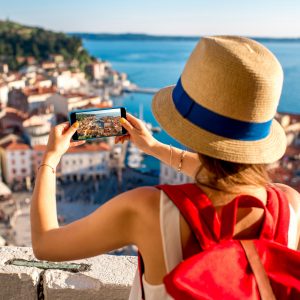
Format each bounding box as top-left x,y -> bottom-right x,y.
137,251 -> 145,300
266,186 -> 290,246
220,194 -> 275,241
156,183 -> 220,250
240,240 -> 276,300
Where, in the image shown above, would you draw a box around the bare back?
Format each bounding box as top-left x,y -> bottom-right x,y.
136,183 -> 300,285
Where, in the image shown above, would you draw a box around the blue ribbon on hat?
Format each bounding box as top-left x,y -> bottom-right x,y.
172,78 -> 272,141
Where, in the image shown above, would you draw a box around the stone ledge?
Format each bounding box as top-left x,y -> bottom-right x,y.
0,246 -> 137,300
0,246 -> 42,300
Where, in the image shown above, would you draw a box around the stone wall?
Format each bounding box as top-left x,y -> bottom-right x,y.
0,246 -> 137,300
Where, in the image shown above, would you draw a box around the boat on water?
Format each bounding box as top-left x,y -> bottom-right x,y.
151,126 -> 161,133
128,153 -> 143,162
127,139 -> 144,168
128,144 -> 142,154
128,157 -> 145,169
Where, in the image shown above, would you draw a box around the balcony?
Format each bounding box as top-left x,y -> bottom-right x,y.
0,246 -> 137,299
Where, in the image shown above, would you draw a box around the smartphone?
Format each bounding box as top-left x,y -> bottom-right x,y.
69,107 -> 127,140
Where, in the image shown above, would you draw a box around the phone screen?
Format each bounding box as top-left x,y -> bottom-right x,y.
70,107 -> 126,140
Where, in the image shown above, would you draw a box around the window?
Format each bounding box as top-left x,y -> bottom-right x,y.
65,161 -> 69,165
21,168 -> 26,174
180,174 -> 184,182
79,159 -> 83,164
12,159 -> 15,165
73,160 -> 76,165
20,151 -> 25,156
12,169 -> 16,174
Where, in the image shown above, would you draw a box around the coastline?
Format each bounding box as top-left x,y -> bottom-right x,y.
1,25 -> 300,249
70,33 -> 300,43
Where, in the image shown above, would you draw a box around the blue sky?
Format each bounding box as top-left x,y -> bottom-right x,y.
1,0 -> 299,37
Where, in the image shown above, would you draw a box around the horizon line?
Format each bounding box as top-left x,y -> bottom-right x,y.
1,19 -> 300,39
69,32 -> 300,40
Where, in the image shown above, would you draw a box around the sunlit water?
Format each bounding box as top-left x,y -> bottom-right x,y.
84,39 -> 300,170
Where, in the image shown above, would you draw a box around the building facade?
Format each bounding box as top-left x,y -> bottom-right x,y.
60,143 -> 110,182
3,142 -> 32,189
0,84 -> 9,108
159,162 -> 193,185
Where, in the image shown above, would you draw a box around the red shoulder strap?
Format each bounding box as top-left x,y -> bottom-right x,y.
220,194 -> 275,240
266,186 -> 290,246
156,183 -> 220,250
138,252 -> 145,300
156,184 -> 290,251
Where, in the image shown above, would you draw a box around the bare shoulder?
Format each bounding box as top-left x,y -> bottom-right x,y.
124,186 -> 161,218
125,186 -> 161,249
272,183 -> 300,213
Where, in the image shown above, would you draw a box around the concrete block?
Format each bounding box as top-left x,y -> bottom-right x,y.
0,246 -> 42,300
44,255 -> 137,300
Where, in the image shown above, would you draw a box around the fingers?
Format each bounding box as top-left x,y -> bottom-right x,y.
115,136 -> 122,144
64,121 -> 79,138
54,122 -> 71,134
126,113 -> 143,130
120,118 -> 134,132
115,135 -> 130,144
122,135 -> 130,143
70,140 -> 86,147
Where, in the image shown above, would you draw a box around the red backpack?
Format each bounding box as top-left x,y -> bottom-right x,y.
139,183 -> 300,300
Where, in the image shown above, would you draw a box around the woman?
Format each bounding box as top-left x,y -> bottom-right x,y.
30,36 -> 300,299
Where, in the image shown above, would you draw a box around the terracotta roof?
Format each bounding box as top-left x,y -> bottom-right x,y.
5,142 -> 30,151
66,142 -> 110,153
80,102 -> 112,110
33,145 -> 47,151
60,92 -> 98,100
23,86 -> 56,96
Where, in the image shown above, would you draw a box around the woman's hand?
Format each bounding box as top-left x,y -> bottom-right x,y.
43,121 -> 85,166
115,113 -> 158,155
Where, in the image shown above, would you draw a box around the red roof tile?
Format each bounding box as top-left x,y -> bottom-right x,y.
23,86 -> 56,96
66,142 -> 110,153
80,102 -> 112,110
5,142 -> 30,151
33,145 -> 47,151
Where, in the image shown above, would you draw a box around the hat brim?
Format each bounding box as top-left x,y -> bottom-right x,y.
152,86 -> 287,164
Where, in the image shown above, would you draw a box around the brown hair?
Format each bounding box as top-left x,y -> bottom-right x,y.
195,153 -> 270,192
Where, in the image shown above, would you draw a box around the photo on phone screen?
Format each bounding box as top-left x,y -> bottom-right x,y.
70,107 -> 126,140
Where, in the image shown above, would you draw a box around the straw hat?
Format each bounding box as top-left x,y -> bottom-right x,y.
152,36 -> 287,164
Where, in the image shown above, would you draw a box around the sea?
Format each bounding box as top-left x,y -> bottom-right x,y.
83,39 -> 300,171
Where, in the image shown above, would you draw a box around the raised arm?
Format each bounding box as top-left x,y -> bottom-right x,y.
30,121 -> 157,261
116,114 -> 200,178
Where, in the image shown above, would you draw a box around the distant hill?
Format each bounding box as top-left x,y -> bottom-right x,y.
69,33 -> 199,41
0,20 -> 93,70
70,33 -> 300,43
